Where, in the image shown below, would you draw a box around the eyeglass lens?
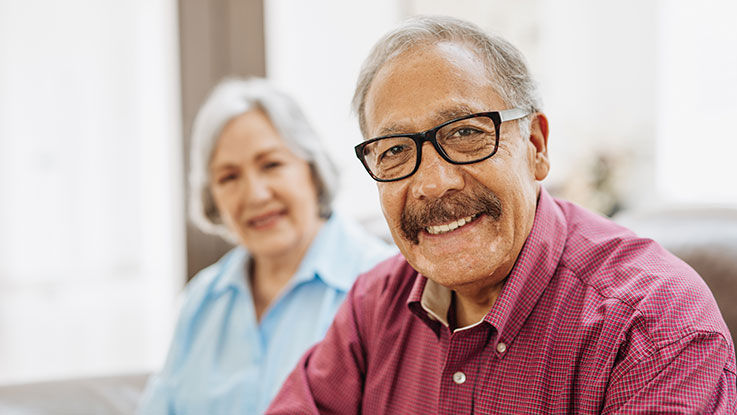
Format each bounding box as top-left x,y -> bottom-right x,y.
361,115 -> 497,180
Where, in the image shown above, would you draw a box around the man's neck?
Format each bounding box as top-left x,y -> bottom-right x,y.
451,281 -> 505,329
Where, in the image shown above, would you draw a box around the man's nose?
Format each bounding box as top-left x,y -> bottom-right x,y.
410,142 -> 465,200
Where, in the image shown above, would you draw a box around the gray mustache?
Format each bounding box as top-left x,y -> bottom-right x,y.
399,189 -> 502,244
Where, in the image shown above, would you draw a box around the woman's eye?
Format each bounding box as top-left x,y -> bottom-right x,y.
263,161 -> 283,170
217,173 -> 238,184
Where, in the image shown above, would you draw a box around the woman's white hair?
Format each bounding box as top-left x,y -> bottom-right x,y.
352,15 -> 543,138
189,77 -> 338,240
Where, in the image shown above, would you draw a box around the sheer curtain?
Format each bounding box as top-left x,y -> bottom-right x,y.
0,0 -> 184,383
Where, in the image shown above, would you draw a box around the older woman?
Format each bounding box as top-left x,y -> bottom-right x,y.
138,78 -> 395,414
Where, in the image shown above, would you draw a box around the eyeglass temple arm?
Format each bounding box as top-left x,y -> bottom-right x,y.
499,108 -> 529,122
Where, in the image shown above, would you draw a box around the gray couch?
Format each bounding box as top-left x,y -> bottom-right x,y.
0,373 -> 148,415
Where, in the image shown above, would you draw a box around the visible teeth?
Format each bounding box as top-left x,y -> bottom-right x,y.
426,214 -> 477,235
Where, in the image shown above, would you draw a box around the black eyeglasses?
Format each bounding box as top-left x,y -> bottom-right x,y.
354,108 -> 529,182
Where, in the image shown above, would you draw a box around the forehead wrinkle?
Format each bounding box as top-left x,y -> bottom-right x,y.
210,143 -> 285,172
436,104 -> 477,123
373,103 -> 479,137
254,147 -> 288,161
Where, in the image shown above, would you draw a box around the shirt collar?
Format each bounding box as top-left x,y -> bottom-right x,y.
420,278 -> 453,326
407,187 -> 568,342
211,246 -> 250,294
293,212 -> 357,292
211,213 -> 357,295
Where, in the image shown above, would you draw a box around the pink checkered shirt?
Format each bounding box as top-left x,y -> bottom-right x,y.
267,189 -> 737,414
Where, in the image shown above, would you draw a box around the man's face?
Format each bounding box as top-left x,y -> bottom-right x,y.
363,41 -> 549,291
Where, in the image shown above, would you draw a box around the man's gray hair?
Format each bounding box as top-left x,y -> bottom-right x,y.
352,15 -> 542,138
189,77 -> 338,240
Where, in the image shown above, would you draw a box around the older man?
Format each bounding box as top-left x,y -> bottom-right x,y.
267,16 -> 736,414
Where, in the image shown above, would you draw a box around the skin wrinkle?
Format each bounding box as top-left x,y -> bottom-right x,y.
377,104 -> 478,137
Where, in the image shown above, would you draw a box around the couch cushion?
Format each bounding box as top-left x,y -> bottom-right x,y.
0,373 -> 149,415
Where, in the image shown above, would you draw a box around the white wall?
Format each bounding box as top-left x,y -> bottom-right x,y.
656,0 -> 737,205
264,0 -> 402,232
0,0 -> 184,383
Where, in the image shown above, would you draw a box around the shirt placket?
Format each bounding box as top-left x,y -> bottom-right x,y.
438,325 -> 491,415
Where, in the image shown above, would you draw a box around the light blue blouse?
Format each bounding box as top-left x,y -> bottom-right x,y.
138,213 -> 396,414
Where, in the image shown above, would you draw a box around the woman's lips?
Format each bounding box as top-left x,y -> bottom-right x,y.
246,210 -> 286,229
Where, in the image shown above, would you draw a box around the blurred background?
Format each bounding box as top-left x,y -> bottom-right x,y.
1,0 -> 735,386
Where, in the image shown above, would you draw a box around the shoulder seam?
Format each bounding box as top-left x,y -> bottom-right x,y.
557,263 -> 641,317
611,329 -> 733,386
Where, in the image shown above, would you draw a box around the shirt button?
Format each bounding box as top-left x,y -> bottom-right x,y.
452,371 -> 466,384
497,342 -> 507,353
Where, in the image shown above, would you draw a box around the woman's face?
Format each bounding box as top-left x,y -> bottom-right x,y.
209,110 -> 323,261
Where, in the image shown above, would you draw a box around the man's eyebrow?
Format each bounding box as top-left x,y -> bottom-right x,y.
436,105 -> 476,122
375,125 -> 408,136
375,104 -> 478,137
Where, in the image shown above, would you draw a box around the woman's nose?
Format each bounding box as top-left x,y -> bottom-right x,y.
241,173 -> 272,205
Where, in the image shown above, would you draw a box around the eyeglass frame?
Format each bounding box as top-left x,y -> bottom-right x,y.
354,108 -> 530,182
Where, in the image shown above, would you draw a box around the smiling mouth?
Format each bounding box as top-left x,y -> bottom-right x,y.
400,187 -> 502,245
425,213 -> 480,235
247,210 -> 285,228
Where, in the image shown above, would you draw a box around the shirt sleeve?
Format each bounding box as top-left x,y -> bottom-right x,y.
266,280 -> 369,414
137,286 -> 198,415
136,320 -> 187,415
602,331 -> 737,414
136,374 -> 175,415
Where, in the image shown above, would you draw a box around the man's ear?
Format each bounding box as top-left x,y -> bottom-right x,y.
528,112 -> 550,181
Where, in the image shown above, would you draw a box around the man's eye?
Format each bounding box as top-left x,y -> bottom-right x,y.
382,145 -> 409,159
453,127 -> 484,138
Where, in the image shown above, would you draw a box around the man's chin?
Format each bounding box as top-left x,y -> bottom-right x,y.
418,265 -> 494,290
403,236 -> 511,284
